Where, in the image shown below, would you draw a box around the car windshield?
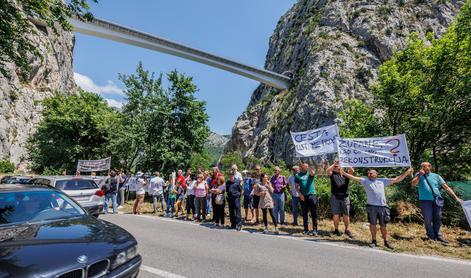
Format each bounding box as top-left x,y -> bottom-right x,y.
55,179 -> 98,190
0,190 -> 85,226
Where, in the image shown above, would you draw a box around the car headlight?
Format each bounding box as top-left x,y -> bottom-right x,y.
111,245 -> 138,269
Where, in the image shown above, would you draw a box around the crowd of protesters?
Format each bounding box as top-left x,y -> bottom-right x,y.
100,160 -> 464,249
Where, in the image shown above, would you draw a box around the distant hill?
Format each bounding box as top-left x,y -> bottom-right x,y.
206,132 -> 230,165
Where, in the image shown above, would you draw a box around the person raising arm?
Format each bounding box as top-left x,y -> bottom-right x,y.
339,167 -> 413,249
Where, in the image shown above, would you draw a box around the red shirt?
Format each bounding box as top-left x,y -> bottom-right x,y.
176,175 -> 186,188
210,172 -> 223,188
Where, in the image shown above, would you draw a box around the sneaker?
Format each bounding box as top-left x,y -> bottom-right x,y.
333,229 -> 341,236
436,237 -> 449,245
302,231 -> 309,236
263,229 -> 268,234
274,227 -> 280,235
311,230 -> 318,237
369,240 -> 378,248
345,230 -> 354,239
384,240 -> 394,249
236,225 -> 242,231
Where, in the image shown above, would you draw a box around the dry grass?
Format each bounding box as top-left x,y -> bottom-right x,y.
116,200 -> 471,261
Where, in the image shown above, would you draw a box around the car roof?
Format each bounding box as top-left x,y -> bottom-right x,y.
0,183 -> 57,192
32,176 -> 96,181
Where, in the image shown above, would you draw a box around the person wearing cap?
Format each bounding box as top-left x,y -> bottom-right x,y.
226,173 -> 243,230
251,165 -> 262,224
270,166 -> 287,225
133,172 -> 147,215
242,170 -> 254,222
287,165 -> 300,226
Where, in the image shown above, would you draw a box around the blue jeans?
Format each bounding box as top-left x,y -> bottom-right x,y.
291,196 -> 300,224
206,195 -> 212,215
419,200 -> 442,239
273,192 -> 285,224
104,193 -> 117,214
166,198 -> 176,214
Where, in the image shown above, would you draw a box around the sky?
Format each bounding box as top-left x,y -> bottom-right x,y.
73,0 -> 297,135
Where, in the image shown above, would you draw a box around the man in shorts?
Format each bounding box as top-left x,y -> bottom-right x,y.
326,160 -> 354,238
341,167 -> 413,249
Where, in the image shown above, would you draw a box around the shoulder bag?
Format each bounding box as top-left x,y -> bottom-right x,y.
423,175 -> 444,207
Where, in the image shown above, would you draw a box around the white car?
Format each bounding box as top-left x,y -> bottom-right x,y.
29,176 -> 104,217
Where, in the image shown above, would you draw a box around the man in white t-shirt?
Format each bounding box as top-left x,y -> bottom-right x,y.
342,167 -> 413,249
149,171 -> 165,213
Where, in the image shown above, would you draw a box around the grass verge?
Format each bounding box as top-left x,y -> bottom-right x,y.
116,201 -> 471,261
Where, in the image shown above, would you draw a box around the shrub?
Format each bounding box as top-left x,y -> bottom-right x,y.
0,159 -> 15,173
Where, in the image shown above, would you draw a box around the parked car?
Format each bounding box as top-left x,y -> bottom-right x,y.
0,183 -> 142,277
28,176 -> 104,217
0,175 -> 33,184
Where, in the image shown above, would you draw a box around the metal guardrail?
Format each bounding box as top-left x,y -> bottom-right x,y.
69,17 -> 291,89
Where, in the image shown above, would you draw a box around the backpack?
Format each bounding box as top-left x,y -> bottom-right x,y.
104,176 -> 118,193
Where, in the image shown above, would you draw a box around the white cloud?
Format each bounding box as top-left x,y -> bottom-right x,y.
105,98 -> 124,109
74,72 -> 124,96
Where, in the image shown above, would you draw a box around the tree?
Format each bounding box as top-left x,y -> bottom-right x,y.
118,63 -> 210,173
0,0 -> 96,79
28,91 -> 119,173
339,0 -> 471,179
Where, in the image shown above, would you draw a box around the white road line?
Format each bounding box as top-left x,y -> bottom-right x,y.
117,212 -> 471,266
140,265 -> 188,278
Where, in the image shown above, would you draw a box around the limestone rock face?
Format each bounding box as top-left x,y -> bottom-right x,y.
227,0 -> 463,165
0,19 -> 76,171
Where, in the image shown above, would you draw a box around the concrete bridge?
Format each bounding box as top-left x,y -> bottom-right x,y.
69,17 -> 291,89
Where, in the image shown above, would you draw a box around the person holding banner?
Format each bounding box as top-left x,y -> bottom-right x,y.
411,162 -> 463,244
326,160 -> 354,239
295,163 -> 318,237
341,167 -> 413,249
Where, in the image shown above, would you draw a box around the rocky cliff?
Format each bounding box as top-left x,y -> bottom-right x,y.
227,0 -> 463,165
0,19 -> 75,171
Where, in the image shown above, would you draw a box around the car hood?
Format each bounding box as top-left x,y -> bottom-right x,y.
0,216 -> 136,277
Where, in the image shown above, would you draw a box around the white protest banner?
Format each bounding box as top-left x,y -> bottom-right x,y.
337,134 -> 411,168
290,124 -> 339,157
462,200 -> 471,229
77,157 -> 111,172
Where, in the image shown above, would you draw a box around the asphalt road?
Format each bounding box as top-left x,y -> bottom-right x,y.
101,214 -> 471,278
